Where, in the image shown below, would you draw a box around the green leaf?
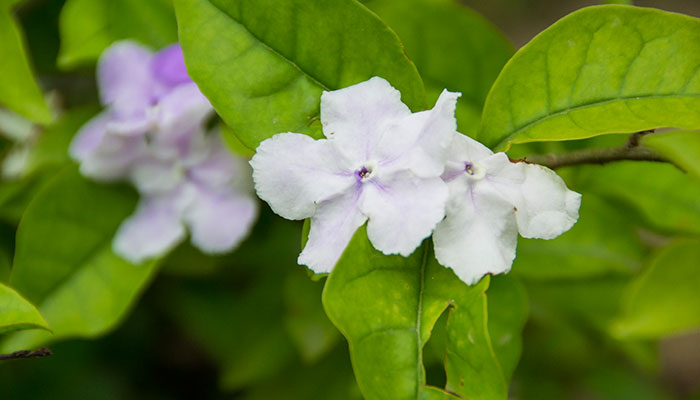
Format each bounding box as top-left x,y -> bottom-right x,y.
613,240 -> 700,338
0,173 -> 48,223
175,0 -> 425,149
479,5 -> 700,150
0,282 -> 49,334
0,247 -> 10,283
642,130 -> 700,180
573,162 -> 700,236
57,0 -> 178,69
365,0 -> 513,134
486,275 -> 528,382
1,167 -> 158,351
513,194 -> 647,280
323,227 -> 506,400
0,7 -> 51,123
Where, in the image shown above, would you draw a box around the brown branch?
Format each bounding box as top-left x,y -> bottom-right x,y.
518,130 -> 680,170
0,347 -> 52,361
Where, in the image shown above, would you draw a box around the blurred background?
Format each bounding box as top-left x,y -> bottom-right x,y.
1,0 -> 699,399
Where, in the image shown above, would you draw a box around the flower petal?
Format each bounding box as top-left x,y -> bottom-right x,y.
183,187 -> 258,254
74,127 -> 145,181
320,77 -> 411,161
298,189 -> 367,273
98,41 -> 154,120
112,196 -> 186,264
375,90 -> 461,178
442,132 -> 494,181
155,82 -> 213,143
433,179 -> 518,285
511,163 -> 582,239
129,155 -> 182,195
70,111 -> 110,161
360,171 -> 448,256
151,43 -> 191,89
250,133 -> 355,220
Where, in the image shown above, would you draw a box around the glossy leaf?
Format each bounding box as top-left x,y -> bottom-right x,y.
642,130 -> 700,180
0,7 -> 51,123
365,0 -> 513,133
479,5 -> 700,150
0,282 -> 49,334
1,168 -> 158,351
513,194 -> 647,280
323,227 -> 506,400
175,0 -> 425,149
573,162 -> 700,236
613,240 -> 700,338
57,0 -> 177,68
486,275 -> 528,382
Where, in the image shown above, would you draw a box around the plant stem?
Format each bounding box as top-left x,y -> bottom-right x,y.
0,347 -> 52,361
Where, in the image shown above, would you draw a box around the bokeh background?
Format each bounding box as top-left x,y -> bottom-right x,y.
1,0 -> 699,399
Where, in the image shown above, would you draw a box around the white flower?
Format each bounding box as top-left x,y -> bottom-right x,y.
433,133 -> 581,285
250,77 -> 460,273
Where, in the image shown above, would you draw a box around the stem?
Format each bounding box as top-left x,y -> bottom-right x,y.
0,347 -> 52,361
519,131 -> 676,170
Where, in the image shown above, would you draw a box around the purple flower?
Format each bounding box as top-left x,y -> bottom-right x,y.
250,77 -> 459,273
70,41 -> 257,263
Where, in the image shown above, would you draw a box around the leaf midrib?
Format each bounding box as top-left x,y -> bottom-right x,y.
489,93 -> 700,150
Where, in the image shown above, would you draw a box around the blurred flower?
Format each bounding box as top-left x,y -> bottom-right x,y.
251,77 -> 459,273
433,133 -> 581,285
71,41 -> 257,263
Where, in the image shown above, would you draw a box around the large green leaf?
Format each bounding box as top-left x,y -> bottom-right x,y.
0,7 -> 51,123
513,194 -> 647,280
479,5 -> 700,150
572,162 -> 700,236
57,0 -> 178,69
613,240 -> 700,338
365,0 -> 513,134
0,282 -> 49,334
486,275 -> 528,382
323,227 -> 506,400
175,0 -> 425,149
1,167 -> 158,351
0,247 -> 10,283
642,130 -> 700,180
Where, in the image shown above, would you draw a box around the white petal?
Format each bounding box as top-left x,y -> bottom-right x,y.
433,179 -> 518,285
375,90 -> 461,178
298,189 -> 367,274
113,196 -> 186,264
442,132 -> 495,181
360,171 -> 448,257
320,77 -> 411,161
250,133 -> 355,220
183,187 -> 258,254
511,163 -> 582,239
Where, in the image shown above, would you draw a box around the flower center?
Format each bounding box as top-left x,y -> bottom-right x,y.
464,161 -> 486,180
355,162 -> 376,181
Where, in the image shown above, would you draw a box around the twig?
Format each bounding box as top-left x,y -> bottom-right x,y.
519,130 -> 679,170
0,347 -> 52,361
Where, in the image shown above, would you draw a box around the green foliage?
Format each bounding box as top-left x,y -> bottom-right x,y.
643,130 -> 700,180
1,168 -> 158,351
0,6 -> 51,124
323,227 -> 507,400
0,282 -> 49,334
57,0 -> 177,68
613,239 -> 700,338
486,276 -> 528,382
479,5 -> 700,150
365,0 -> 513,133
573,162 -> 700,236
513,194 -> 647,280
174,0 -> 425,149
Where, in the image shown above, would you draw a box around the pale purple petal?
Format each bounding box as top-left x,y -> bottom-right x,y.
112,196 -> 187,264
433,178 -> 518,285
129,155 -> 182,195
375,90 -> 461,178
183,187 -> 258,254
76,132 -> 146,181
320,77 -> 411,162
188,139 -> 250,189
155,82 -> 213,143
98,41 -> 155,121
151,43 -> 191,88
250,133 -> 355,220
69,111 -> 110,161
298,189 -> 368,273
359,171 -> 448,257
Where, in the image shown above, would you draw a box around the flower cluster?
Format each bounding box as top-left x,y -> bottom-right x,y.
71,41 -> 257,263
251,77 -> 581,284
